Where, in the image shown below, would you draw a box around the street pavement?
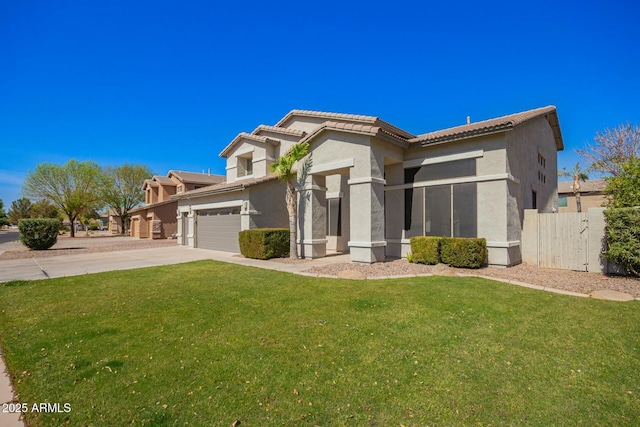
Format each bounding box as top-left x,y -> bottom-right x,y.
0,231 -> 20,245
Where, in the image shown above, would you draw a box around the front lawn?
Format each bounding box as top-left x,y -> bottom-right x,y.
0,260 -> 639,426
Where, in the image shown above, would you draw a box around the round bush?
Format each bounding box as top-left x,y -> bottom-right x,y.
18,218 -> 61,250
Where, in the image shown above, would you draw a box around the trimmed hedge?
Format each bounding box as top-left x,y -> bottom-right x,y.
440,237 -> 487,269
239,228 -> 289,260
604,208 -> 640,277
18,218 -> 61,250
410,236 -> 442,265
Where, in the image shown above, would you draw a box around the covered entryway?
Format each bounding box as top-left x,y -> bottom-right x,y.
195,207 -> 241,252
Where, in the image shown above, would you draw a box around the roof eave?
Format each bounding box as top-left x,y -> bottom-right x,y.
419,124 -> 513,147
172,185 -> 245,200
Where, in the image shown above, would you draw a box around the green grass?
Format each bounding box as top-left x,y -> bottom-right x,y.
0,260 -> 639,426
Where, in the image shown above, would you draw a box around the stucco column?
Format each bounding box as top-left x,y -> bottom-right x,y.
298,174 -> 327,259
348,176 -> 386,263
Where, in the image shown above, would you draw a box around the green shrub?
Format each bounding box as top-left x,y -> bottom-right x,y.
239,228 -> 289,260
410,236 -> 442,264
89,223 -> 100,231
18,218 -> 61,250
440,237 -> 487,268
604,208 -> 640,277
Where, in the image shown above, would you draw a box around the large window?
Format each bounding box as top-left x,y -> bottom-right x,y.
405,183 -> 477,238
558,195 -> 568,207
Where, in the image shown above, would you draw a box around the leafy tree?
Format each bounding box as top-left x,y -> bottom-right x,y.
99,164 -> 152,235
577,122 -> 640,176
22,159 -> 103,237
79,207 -> 100,236
604,208 -> 640,277
604,158 -> 640,208
0,199 -> 8,227
31,199 -> 61,219
269,142 -> 310,259
558,162 -> 589,212
8,198 -> 33,225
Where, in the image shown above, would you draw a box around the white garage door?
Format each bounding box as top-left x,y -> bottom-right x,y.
195,207 -> 241,252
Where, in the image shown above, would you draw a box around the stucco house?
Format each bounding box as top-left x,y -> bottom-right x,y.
174,106 -> 563,266
129,170 -> 224,239
557,179 -> 606,213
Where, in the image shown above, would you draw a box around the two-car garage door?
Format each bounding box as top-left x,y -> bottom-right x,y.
195,207 -> 241,252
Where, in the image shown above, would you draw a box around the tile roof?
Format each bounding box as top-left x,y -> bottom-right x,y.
275,109 -> 415,140
129,198 -> 177,214
172,175 -> 278,199
558,179 -> 607,194
168,170 -> 225,184
153,176 -> 175,186
252,125 -> 306,137
410,106 -> 563,149
298,120 -> 409,148
142,179 -> 158,188
219,132 -> 279,158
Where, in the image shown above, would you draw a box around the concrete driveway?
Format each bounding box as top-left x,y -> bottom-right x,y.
0,246 -> 223,282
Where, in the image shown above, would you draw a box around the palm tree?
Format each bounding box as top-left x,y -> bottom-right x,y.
558,162 -> 589,212
269,142 -> 310,259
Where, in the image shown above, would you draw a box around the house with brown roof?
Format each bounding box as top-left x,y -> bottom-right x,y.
174,106 -> 564,266
557,179 -> 607,213
128,170 -> 224,239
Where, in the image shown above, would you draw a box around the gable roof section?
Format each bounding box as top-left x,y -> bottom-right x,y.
252,125 -> 306,138
129,198 -> 177,214
219,132 -> 281,158
276,109 -> 415,140
142,179 -> 158,189
172,175 -> 277,200
153,176 -> 175,186
411,106 -> 564,150
298,120 -> 410,148
168,170 -> 225,185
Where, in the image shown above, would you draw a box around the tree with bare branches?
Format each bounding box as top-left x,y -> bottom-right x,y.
577,122 -> 640,176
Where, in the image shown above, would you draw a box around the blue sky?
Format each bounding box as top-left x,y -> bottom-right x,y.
1,0 -> 638,207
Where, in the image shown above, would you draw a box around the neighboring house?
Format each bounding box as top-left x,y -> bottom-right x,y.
557,180 -> 606,213
129,170 -> 225,239
175,106 -> 564,266
108,209 -> 124,234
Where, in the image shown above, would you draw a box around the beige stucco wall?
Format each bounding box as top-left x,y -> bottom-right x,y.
299,130 -> 387,262
149,202 -> 178,239
246,180 -> 288,229
176,181 -> 289,248
558,193 -> 606,213
280,116 -> 330,134
254,129 -> 300,157
225,139 -> 268,183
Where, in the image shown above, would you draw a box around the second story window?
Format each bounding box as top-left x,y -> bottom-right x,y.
238,153 -> 254,177
246,156 -> 253,176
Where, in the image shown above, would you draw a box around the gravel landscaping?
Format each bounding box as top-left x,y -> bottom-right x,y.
304,258 -> 640,298
0,235 -> 177,260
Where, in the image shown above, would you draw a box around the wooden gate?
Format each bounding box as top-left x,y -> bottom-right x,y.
537,212 -> 589,271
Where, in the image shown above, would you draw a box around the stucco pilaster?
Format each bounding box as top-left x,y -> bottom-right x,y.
298,175 -> 327,258
348,176 -> 386,263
